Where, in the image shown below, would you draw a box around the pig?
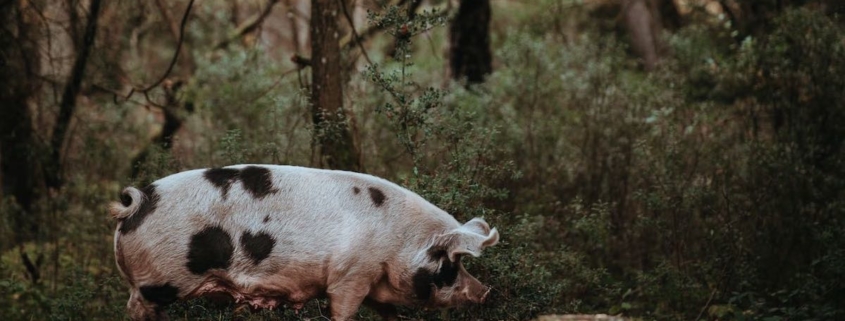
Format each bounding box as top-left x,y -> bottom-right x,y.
110,165 -> 499,321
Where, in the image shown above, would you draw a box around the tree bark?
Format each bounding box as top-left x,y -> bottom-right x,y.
0,0 -> 43,245
130,80 -> 186,179
622,0 -> 661,71
655,0 -> 682,30
310,0 -> 361,171
44,0 -> 102,190
449,0 -> 493,84
723,0 -> 811,40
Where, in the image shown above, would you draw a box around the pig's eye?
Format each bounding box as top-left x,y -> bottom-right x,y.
432,258 -> 459,287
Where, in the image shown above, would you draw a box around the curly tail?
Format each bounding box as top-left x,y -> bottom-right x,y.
109,187 -> 145,220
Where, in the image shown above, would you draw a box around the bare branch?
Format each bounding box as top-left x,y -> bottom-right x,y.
124,0 -> 195,102
284,0 -> 303,54
695,289 -> 718,321
154,0 -> 181,40
214,0 -> 280,50
338,0 -> 405,51
19,247 -> 42,285
338,0 -> 448,52
339,21 -> 381,52
154,0 -> 196,73
337,0 -> 373,65
291,54 -> 312,68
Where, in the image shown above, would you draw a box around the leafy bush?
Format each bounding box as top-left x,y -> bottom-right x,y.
3,2 -> 845,321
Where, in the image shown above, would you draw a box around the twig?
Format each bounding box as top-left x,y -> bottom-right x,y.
19,247 -> 42,285
695,288 -> 717,321
285,0 -> 302,54
143,90 -> 166,108
122,0 -> 195,102
291,54 -> 312,67
338,0 -> 404,51
89,83 -> 145,106
337,0 -> 373,65
154,0 -> 181,41
213,0 -> 280,50
154,0 -> 196,72
423,29 -> 439,58
313,300 -> 331,320
240,67 -> 299,107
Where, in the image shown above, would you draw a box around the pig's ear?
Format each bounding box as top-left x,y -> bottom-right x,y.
437,218 -> 500,262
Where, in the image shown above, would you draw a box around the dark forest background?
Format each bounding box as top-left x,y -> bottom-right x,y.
2,0 -> 845,320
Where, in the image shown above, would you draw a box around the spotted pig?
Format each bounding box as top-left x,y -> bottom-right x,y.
110,165 -> 499,321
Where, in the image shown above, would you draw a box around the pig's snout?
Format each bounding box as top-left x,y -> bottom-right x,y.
463,282 -> 492,304
476,285 -> 492,303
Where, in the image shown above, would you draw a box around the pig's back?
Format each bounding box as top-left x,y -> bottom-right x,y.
145,164 -> 405,238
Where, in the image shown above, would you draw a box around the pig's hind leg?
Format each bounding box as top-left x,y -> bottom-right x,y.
125,284 -> 178,321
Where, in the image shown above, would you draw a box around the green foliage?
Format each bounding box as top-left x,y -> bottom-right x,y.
189,47 -> 312,166
3,2 -> 845,321
361,7 -> 560,318
0,245 -> 126,320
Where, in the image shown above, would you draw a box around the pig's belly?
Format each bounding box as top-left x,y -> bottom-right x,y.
185,272 -> 324,310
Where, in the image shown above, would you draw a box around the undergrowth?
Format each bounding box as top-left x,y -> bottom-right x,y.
1,3 -> 844,321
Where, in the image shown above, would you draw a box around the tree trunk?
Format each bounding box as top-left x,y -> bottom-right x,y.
45,0 -> 103,190
130,81 -> 186,179
723,0 -> 811,40
310,0 -> 361,171
655,0 -> 682,30
622,0 -> 661,71
449,0 -> 492,84
0,1 -> 43,245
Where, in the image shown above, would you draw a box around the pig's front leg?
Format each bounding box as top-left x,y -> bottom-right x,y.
363,297 -> 398,321
327,281 -> 371,321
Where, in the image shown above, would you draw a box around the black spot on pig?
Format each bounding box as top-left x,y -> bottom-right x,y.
119,184 -> 160,234
433,259 -> 459,287
204,168 -> 240,199
427,246 -> 448,261
140,283 -> 179,306
412,256 -> 461,300
240,166 -> 277,199
263,215 -> 270,223
187,226 -> 234,275
368,187 -> 386,207
412,268 -> 434,300
353,187 -> 360,194
240,231 -> 276,265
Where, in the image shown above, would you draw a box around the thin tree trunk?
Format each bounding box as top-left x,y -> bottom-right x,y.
285,0 -> 302,54
0,1 -> 43,245
310,0 -> 361,171
655,0 -> 682,30
727,0 -> 806,39
622,0 -> 661,71
130,81 -> 185,179
45,0 -> 102,190
449,0 -> 492,84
